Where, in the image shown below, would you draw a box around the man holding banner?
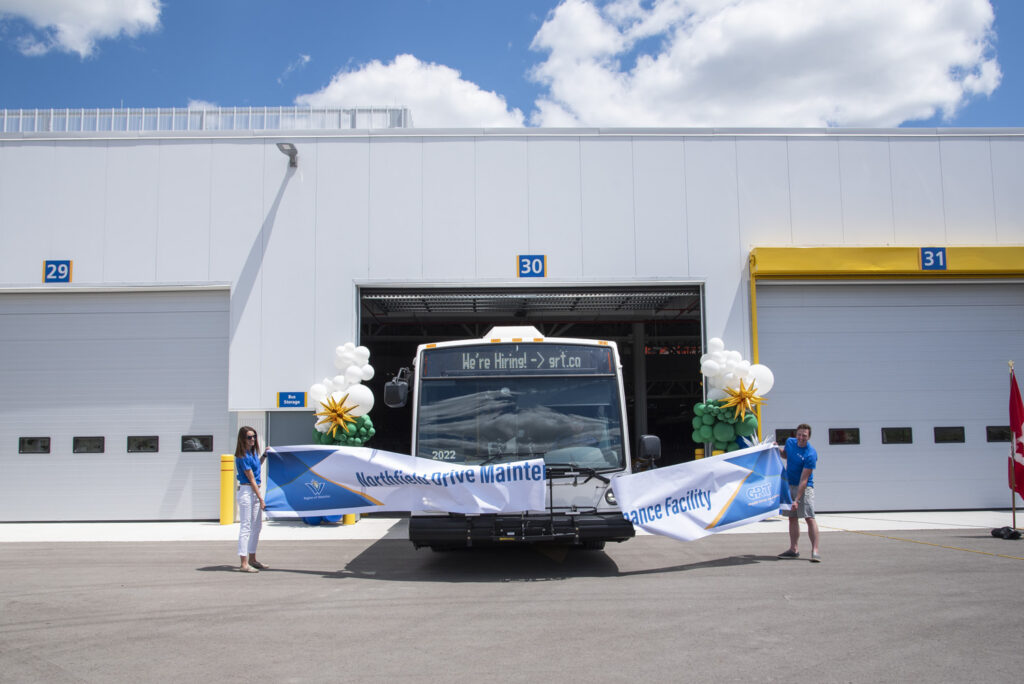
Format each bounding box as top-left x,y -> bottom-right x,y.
777,424 -> 820,562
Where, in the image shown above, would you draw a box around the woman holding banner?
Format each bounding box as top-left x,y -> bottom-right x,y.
235,426 -> 268,573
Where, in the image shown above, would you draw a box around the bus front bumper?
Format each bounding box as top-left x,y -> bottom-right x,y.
409,512 -> 635,549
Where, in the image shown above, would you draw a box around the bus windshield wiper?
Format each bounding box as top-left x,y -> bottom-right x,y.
545,464 -> 610,484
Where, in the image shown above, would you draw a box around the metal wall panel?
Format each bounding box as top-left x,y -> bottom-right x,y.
104,142 -> 159,282
368,138 -> 424,279
889,138 -> 946,244
838,138 -> 894,243
736,138 -> 792,248
634,138 -> 688,276
758,282 -> 1024,511
0,290 -> 229,520
528,138 -> 583,278
991,137 -> 1024,242
940,138 -> 997,244
261,141 -> 318,405
314,139 -> 370,371
157,141 -> 212,282
581,138 -> 636,278
475,138 -> 529,279
787,138 -> 843,244
423,138 -> 476,280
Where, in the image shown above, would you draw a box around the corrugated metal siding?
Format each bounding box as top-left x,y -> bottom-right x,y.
0,290 -> 229,521
757,282 -> 1024,511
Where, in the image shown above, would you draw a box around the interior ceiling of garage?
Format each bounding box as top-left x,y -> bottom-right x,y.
360,285 -> 702,334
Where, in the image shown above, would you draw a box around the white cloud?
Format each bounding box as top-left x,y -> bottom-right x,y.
278,54 -> 311,85
295,54 -> 525,128
0,0 -> 160,58
528,0 -> 1001,127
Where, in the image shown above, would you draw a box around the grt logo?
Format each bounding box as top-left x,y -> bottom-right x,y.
746,482 -> 774,499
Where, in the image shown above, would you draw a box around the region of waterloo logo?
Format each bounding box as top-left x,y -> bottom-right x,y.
305,478 -> 327,496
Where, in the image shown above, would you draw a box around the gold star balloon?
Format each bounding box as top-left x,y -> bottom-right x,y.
315,393 -> 359,438
720,378 -> 766,420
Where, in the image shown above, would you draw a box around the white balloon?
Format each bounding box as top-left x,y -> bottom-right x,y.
699,353 -> 710,364
361,364 -> 375,381
309,383 -> 328,405
343,342 -> 356,352
725,360 -> 738,374
332,375 -> 350,391
721,372 -> 738,390
345,365 -> 364,384
315,421 -> 330,434
333,355 -> 350,371
345,383 -> 374,416
354,346 -> 371,364
748,364 -> 775,395
727,350 -> 743,363
701,360 -> 722,377
708,338 -> 725,353
707,387 -> 727,401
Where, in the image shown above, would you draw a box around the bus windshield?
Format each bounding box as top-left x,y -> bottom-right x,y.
415,375 -> 625,469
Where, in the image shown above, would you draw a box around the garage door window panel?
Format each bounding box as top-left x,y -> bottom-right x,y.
127,436 -> 159,453
73,436 -> 104,453
881,427 -> 913,444
828,428 -> 860,445
933,427 -> 965,444
19,437 -> 50,454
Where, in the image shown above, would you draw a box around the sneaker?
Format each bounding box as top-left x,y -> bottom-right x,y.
777,549 -> 800,559
810,552 -> 822,563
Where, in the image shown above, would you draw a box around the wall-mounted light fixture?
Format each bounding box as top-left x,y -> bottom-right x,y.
276,142 -> 298,168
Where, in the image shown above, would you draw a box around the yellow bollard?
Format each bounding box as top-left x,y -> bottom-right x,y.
342,513 -> 357,525
695,448 -> 705,460
220,454 -> 235,525
712,450 -> 725,457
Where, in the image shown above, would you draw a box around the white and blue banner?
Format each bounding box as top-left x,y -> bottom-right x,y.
264,446 -> 546,518
612,442 -> 786,542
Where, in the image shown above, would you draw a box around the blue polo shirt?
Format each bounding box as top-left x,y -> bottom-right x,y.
236,451 -> 261,486
784,437 -> 817,488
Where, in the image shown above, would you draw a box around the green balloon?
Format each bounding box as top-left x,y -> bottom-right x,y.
694,403 -> 706,416
713,421 -> 736,442
699,424 -> 714,440
736,413 -> 758,437
702,413 -> 716,425
726,443 -> 739,452
692,429 -> 704,443
692,416 -> 703,430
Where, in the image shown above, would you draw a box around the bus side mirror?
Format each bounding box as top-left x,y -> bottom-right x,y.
638,434 -> 661,463
384,368 -> 411,408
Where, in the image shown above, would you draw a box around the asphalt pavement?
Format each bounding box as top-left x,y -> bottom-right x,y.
1,511 -> 1022,683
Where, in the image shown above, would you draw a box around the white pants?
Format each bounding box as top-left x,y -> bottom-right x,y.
237,485 -> 262,556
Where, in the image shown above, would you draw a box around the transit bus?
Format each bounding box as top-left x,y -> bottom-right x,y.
384,325 -> 661,550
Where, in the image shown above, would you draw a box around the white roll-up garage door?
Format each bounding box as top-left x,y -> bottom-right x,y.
758,282 -> 1024,511
0,290 -> 229,521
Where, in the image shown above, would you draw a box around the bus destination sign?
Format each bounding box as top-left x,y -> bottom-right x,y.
422,344 -> 613,378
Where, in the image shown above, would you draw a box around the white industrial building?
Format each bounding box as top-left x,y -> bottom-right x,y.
1,107 -> 1022,520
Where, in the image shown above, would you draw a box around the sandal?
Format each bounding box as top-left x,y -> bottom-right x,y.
238,565 -> 259,573
249,560 -> 269,570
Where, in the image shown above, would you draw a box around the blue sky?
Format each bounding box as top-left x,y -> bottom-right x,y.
0,0 -> 1019,128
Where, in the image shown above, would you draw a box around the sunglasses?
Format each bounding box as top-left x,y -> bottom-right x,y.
245,434 -> 256,440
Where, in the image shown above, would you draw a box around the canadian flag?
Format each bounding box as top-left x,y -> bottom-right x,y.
1010,370 -> 1024,499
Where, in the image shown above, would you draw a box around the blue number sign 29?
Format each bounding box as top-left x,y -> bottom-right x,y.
43,260 -> 72,283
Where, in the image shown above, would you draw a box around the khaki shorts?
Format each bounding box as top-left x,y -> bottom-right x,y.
785,485 -> 815,519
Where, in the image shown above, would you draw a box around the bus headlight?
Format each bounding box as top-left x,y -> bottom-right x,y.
604,488 -> 617,506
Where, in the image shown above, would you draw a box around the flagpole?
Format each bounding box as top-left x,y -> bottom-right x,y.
1012,361 -> 1018,531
